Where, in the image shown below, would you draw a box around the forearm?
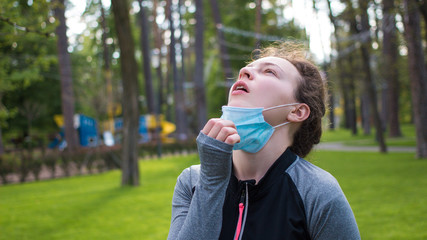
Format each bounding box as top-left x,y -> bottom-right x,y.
168,132 -> 233,240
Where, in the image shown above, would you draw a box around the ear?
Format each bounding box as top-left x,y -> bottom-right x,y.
287,103 -> 310,123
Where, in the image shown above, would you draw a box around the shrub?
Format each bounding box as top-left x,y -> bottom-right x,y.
44,152 -> 58,179
0,155 -> 15,184
30,157 -> 43,181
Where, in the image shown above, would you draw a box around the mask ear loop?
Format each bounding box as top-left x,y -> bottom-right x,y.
263,103 -> 300,128
263,103 -> 300,112
272,121 -> 290,129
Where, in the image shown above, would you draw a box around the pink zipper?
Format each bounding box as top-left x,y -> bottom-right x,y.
234,203 -> 245,240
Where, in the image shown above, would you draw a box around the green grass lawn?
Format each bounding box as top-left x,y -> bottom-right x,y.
321,124 -> 417,147
1,150 -> 426,239
0,154 -> 199,240
308,151 -> 427,240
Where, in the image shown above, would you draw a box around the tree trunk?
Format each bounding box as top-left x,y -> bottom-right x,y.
372,0 -> 381,44
327,0 -> 357,134
255,0 -> 262,49
194,0 -> 207,131
344,0 -> 367,135
152,0 -> 165,115
403,0 -> 427,158
209,0 -> 234,88
382,0 -> 402,137
111,0 -> 140,186
380,83 -> 388,131
357,0 -> 387,152
53,0 -> 79,151
167,0 -> 188,141
360,93 -> 371,135
0,93 -> 3,155
178,0 -> 187,94
322,64 -> 335,130
0,127 -> 4,155
345,4 -> 367,135
100,3 -> 114,133
418,0 -> 427,50
346,55 -> 358,135
139,0 -> 162,156
138,0 -> 155,114
151,0 -> 165,157
339,64 -> 355,133
318,0 -> 336,130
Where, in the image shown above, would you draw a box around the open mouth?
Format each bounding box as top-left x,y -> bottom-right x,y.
232,81 -> 249,93
235,85 -> 248,92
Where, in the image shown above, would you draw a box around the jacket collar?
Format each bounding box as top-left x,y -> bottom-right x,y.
228,147 -> 298,200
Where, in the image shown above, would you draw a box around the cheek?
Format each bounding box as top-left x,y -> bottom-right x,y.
258,81 -> 294,103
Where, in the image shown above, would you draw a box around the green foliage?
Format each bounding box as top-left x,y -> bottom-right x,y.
0,0 -> 57,89
3,73 -> 61,141
0,0 -> 60,143
71,50 -> 109,120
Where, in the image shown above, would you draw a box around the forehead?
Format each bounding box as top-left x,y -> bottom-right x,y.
248,56 -> 301,79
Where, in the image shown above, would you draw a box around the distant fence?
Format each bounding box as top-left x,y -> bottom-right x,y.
0,140 -> 197,185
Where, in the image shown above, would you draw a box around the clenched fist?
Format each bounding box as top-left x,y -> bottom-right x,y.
201,118 -> 240,145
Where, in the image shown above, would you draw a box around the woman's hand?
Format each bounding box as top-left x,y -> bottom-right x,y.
201,118 -> 240,145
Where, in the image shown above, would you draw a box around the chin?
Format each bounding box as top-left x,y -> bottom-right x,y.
227,101 -> 255,108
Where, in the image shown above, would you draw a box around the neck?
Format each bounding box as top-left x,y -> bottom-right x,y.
232,127 -> 292,183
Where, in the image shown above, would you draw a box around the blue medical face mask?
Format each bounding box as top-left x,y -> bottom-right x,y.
220,103 -> 300,153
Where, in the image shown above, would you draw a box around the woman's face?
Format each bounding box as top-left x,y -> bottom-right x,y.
228,56 -> 301,109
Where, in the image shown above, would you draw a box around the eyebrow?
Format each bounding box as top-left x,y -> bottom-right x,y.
247,62 -> 284,73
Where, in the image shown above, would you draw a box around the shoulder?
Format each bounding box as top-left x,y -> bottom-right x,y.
286,157 -> 345,210
177,164 -> 201,189
172,165 -> 201,204
286,157 -> 360,239
286,157 -> 340,198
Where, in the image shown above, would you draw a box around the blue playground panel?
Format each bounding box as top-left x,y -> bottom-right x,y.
114,116 -> 149,142
79,115 -> 98,147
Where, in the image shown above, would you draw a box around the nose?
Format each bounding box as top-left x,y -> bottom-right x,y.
239,67 -> 254,80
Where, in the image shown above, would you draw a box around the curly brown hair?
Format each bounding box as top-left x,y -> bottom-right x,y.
252,42 -> 326,157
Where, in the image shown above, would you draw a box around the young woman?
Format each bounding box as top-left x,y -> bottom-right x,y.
167,42 -> 360,240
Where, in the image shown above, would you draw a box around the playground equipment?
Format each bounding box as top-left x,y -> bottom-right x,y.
52,114 -> 99,149
51,114 -> 176,149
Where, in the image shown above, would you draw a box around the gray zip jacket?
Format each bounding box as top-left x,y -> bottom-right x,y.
167,132 -> 360,240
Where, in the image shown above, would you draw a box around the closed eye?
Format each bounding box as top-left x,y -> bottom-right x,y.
264,68 -> 277,76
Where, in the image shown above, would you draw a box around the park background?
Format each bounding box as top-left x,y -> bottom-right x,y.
0,0 -> 426,239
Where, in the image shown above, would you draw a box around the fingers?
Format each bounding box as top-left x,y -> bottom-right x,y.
224,133 -> 240,145
201,119 -> 240,145
201,118 -> 218,135
216,127 -> 238,142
